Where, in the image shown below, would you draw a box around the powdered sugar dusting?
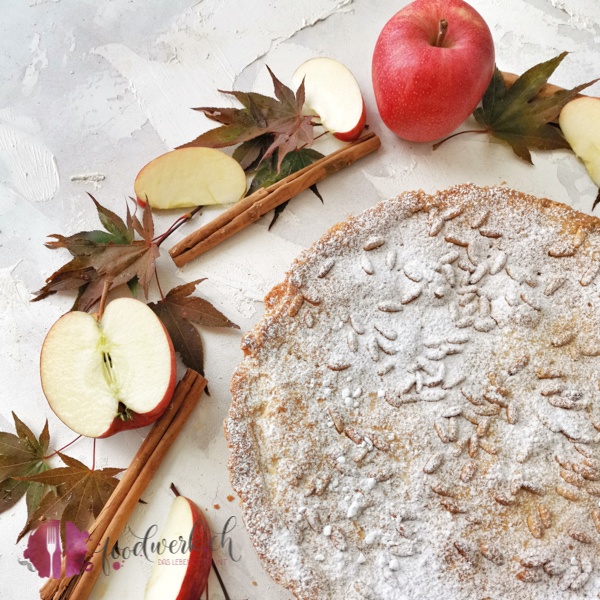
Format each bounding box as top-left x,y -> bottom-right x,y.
226,185 -> 600,599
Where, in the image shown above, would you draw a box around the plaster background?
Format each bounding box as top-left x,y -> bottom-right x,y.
1,0 -> 599,597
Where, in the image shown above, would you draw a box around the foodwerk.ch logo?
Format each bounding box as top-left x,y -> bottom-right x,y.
20,516 -> 241,578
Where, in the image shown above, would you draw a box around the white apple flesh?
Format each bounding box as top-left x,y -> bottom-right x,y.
145,495 -> 212,600
372,0 -> 495,142
134,147 -> 247,209
40,298 -> 176,438
559,97 -> 600,186
292,57 -> 366,142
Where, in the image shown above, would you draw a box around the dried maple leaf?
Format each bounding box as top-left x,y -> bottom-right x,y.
178,67 -> 315,172
148,279 -> 239,377
32,195 -> 159,312
17,452 -> 122,543
0,413 -> 51,520
472,53 -> 599,163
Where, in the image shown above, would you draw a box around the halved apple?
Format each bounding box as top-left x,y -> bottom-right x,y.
145,495 -> 212,600
559,97 -> 600,186
40,298 -> 176,438
292,57 -> 366,142
134,147 -> 247,209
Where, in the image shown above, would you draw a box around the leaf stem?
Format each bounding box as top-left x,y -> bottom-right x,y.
211,559 -> 232,600
155,206 -> 203,248
98,279 -> 111,319
593,188 -> 600,212
154,268 -> 166,302
42,435 -> 82,460
435,19 -> 448,47
432,129 -> 489,151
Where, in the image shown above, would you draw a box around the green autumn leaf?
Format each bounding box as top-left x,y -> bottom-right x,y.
18,452 -> 122,543
0,414 -> 50,517
245,148 -> 325,228
45,195 -> 134,258
232,135 -> 273,171
473,53 -> 599,164
249,148 -> 325,195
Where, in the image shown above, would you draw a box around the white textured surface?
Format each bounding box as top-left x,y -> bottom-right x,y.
0,0 -> 599,598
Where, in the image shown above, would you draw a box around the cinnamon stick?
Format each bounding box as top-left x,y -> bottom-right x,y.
40,369 -> 207,600
169,132 -> 381,267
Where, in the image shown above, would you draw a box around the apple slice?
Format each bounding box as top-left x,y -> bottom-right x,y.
559,97 -> 600,186
292,57 -> 366,142
134,147 -> 247,209
40,298 -> 176,438
145,495 -> 212,600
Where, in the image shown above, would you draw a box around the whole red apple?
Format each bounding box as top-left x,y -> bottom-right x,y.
372,0 -> 495,142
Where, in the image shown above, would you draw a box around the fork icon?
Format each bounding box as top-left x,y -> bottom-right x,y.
46,525 -> 58,579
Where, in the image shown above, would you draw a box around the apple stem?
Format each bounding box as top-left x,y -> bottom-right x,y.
92,438 -> 97,471
170,482 -> 181,497
432,128 -> 489,150
435,19 -> 448,47
42,435 -> 82,460
211,559 -> 232,600
154,206 -> 203,248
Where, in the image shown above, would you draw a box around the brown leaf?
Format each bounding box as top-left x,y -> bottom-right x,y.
18,452 -> 122,541
152,305 -> 205,376
31,257 -> 96,303
0,434 -> 33,481
0,476 -> 30,514
474,53 -> 599,163
148,279 -> 238,376
93,241 -> 159,298
157,279 -> 239,329
191,106 -> 248,125
178,123 -> 267,150
12,412 -> 45,454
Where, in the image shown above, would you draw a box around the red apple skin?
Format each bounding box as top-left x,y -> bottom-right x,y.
98,323 -> 176,438
372,0 -> 495,142
332,100 -> 367,142
177,498 -> 212,600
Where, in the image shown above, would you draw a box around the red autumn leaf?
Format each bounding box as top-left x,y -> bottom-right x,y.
178,66 -> 315,172
148,279 -> 238,376
32,196 -> 159,312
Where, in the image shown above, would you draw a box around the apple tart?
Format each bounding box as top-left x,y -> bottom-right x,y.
226,184 -> 600,599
